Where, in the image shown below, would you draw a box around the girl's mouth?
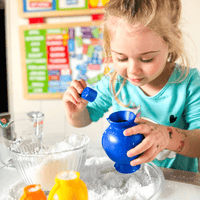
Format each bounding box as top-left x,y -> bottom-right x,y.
129,78 -> 144,83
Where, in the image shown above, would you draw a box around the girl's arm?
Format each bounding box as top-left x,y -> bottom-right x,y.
124,118 -> 200,166
162,126 -> 200,158
66,107 -> 92,128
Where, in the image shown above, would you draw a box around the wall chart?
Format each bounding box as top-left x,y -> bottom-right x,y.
20,21 -> 112,99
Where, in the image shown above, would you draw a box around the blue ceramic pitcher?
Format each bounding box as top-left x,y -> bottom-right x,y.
102,111 -> 144,174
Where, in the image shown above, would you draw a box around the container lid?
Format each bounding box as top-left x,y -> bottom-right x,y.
81,87 -> 97,102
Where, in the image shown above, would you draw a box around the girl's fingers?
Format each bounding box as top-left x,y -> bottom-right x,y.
134,117 -> 150,124
139,148 -> 159,164
130,145 -> 159,166
64,86 -> 82,103
79,79 -> 87,89
124,123 -> 152,136
127,136 -> 154,157
144,149 -> 160,163
63,90 -> 78,106
70,79 -> 86,94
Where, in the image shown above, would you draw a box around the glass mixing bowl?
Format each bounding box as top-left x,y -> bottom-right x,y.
9,133 -> 90,192
80,156 -> 165,200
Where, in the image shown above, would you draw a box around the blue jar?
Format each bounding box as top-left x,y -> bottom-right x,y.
102,111 -> 144,174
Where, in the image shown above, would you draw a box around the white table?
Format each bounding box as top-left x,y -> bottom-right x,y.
0,150 -> 200,200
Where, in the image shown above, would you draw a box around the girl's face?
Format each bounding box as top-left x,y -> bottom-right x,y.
110,21 -> 169,89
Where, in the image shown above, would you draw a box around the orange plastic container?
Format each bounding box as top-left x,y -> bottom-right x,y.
48,171 -> 88,200
20,184 -> 47,200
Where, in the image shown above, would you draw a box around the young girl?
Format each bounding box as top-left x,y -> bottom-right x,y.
63,0 -> 200,172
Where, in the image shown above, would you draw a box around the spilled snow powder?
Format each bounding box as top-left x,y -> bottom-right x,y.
0,157 -> 157,200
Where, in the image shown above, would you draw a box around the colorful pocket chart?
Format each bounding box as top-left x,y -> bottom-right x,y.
20,21 -> 112,99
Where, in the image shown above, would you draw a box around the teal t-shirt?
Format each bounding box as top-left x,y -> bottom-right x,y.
87,64 -> 200,172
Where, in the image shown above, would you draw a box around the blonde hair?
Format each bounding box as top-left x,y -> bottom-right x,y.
102,0 -> 189,107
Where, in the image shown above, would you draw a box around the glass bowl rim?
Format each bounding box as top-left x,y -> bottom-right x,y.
145,162 -> 165,200
9,133 -> 90,157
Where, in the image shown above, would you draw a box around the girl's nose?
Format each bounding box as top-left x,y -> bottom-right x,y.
128,60 -> 142,75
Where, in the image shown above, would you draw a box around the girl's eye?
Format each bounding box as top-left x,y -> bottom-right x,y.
117,58 -> 128,62
140,58 -> 154,63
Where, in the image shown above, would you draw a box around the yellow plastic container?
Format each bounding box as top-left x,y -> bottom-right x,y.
20,184 -> 47,200
48,171 -> 88,200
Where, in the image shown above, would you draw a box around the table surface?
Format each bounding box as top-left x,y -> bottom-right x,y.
0,149 -> 200,200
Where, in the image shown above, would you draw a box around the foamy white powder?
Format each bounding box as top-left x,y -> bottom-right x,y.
9,134 -> 89,191
81,157 -> 156,200
0,156 -> 157,200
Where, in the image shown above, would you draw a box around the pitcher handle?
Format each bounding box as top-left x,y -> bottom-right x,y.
48,181 -> 60,200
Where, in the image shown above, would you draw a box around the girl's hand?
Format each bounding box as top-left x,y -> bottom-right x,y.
63,79 -> 89,116
123,118 -> 171,166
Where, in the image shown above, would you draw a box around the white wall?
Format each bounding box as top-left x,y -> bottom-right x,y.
5,0 -> 200,149
181,0 -> 200,68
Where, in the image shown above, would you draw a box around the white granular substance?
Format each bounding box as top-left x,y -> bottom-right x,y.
58,171 -> 78,180
0,157 -> 157,200
28,185 -> 40,192
12,134 -> 88,155
0,181 -> 26,200
39,134 -> 87,154
81,157 -> 156,200
10,134 -> 88,191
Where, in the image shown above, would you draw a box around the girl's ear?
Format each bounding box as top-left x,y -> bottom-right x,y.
167,43 -> 173,61
167,52 -> 173,62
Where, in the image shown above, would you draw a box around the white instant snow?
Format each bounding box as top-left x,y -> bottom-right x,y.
1,156 -> 158,200
81,157 -> 156,200
58,171 -> 77,180
28,185 -> 40,192
11,134 -> 88,155
10,134 -> 88,191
